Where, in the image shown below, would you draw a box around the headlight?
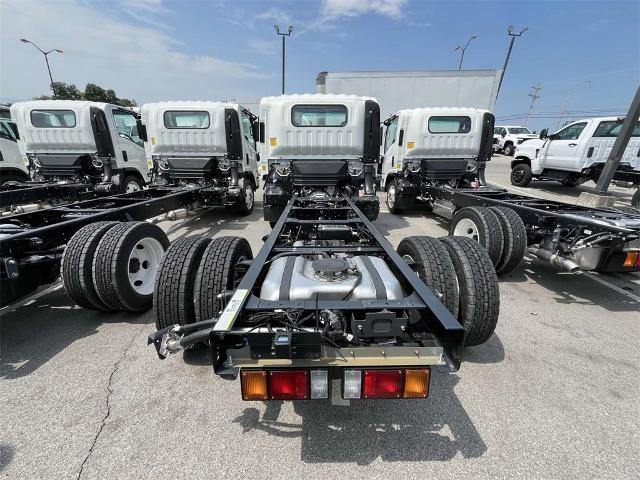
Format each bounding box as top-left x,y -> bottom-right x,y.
275,160 -> 290,177
90,153 -> 103,168
348,160 -> 363,176
405,159 -> 421,173
218,157 -> 230,171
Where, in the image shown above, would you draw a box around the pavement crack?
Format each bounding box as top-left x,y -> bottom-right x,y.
76,322 -> 145,480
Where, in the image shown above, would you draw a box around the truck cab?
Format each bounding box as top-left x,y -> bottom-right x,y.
381,107 -> 494,213
511,117 -> 640,203
259,94 -> 381,222
141,102 -> 259,214
0,117 -> 29,185
10,100 -> 149,192
493,125 -> 538,156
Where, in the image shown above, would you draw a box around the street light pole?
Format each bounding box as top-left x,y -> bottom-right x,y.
20,38 -> 63,98
274,25 -> 293,95
454,34 -> 477,70
556,80 -> 591,130
496,26 -> 528,98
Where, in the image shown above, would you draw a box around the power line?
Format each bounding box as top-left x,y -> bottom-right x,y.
524,85 -> 542,127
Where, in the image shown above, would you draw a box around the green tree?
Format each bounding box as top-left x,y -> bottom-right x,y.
34,82 -> 137,107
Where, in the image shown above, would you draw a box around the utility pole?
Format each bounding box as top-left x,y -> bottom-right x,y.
274,25 -> 293,95
454,34 -> 477,70
496,26 -> 528,98
20,38 -> 63,98
556,80 -> 591,130
524,85 -> 542,127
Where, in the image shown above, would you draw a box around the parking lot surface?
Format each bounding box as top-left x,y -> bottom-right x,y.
1,155 -> 638,479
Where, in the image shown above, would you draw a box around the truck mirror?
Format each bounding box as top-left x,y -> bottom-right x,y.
224,109 -> 243,160
259,122 -> 265,143
539,128 -> 548,140
252,121 -> 260,143
136,119 -> 148,142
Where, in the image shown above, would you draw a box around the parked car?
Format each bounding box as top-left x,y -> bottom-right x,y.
493,125 -> 538,156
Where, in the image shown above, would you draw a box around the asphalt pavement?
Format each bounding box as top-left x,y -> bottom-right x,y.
1,155 -> 638,479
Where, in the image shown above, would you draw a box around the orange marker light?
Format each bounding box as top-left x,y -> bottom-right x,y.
241,370 -> 268,401
624,252 -> 638,267
403,368 -> 430,398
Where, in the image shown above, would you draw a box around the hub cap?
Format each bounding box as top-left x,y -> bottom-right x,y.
126,180 -> 141,193
387,185 -> 396,209
245,185 -> 254,209
128,237 -> 164,295
453,218 -> 480,242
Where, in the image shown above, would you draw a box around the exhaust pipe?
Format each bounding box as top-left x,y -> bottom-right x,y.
363,164 -> 375,196
101,158 -> 113,184
165,208 -> 191,221
12,203 -> 43,214
528,246 -> 580,272
229,161 -> 239,187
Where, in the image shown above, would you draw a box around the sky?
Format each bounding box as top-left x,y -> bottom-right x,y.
0,0 -> 639,132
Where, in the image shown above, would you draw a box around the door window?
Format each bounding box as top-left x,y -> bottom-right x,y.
554,122 -> 587,141
241,110 -> 255,149
593,120 -> 640,137
0,122 -> 16,142
112,109 -> 143,147
384,117 -> 398,153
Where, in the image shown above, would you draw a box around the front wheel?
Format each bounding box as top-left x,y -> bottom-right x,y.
237,179 -> 255,216
386,179 -> 401,214
503,144 -> 515,156
510,163 -> 532,187
121,174 -> 144,193
1,174 -> 27,187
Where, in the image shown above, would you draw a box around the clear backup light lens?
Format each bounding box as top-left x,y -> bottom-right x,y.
343,369 -> 362,399
310,370 -> 328,399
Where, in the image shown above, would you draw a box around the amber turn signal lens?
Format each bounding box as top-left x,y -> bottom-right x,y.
241,370 -> 268,401
623,252 -> 638,267
403,368 -> 430,398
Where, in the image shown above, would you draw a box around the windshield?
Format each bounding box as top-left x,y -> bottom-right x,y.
508,127 -> 532,135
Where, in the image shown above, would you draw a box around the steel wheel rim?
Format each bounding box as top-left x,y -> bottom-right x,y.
512,169 -> 524,183
453,218 -> 480,242
245,185 -> 254,210
126,180 -> 141,193
387,185 -> 396,209
128,237 -> 164,295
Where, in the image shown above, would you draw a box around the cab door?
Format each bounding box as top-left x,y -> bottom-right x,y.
109,107 -> 148,179
381,116 -> 399,188
539,121 -> 588,171
240,109 -> 259,183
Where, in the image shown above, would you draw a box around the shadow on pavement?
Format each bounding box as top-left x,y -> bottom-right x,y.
0,288 -> 142,380
232,374 -> 486,464
499,257 -> 639,312
463,333 -> 505,364
0,443 -> 14,473
523,181 -> 633,204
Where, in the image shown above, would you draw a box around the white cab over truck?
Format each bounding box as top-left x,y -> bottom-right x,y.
0,118 -> 29,185
259,94 -> 381,222
10,100 -> 149,193
380,107 -> 494,213
141,101 -> 259,214
511,116 -> 640,206
493,125 -> 538,156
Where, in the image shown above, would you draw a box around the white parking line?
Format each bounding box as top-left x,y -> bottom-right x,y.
580,271 -> 640,303
487,181 -> 543,199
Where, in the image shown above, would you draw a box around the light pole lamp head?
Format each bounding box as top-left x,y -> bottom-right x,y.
508,25 -> 513,34
454,46 -> 462,52
55,49 -> 63,53
274,24 -> 280,33
471,34 -> 478,40
288,25 -> 293,34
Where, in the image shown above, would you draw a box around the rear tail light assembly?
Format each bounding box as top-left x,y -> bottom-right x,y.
241,367 -> 430,401
623,252 -> 640,267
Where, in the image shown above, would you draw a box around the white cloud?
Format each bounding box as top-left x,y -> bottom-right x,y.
247,39 -> 278,56
321,0 -> 407,19
0,0 -> 270,104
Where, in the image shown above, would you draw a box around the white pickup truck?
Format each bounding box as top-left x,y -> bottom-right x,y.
493,125 -> 538,156
0,118 -> 29,185
511,116 -> 640,207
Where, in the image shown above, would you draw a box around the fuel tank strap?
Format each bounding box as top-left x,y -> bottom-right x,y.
359,256 -> 387,300
279,256 -> 296,300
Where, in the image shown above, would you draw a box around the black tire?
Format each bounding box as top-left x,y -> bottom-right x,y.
237,178 -> 255,216
632,189 -> 640,209
121,174 -> 144,193
488,207 -> 527,275
439,236 -> 500,347
61,221 -> 119,310
386,179 -> 402,214
153,236 -> 213,330
510,163 -> 532,187
503,143 -> 515,156
397,236 -> 459,317
194,236 -> 253,322
1,174 -> 27,186
93,222 -> 169,312
449,207 -> 504,267
561,177 -> 581,187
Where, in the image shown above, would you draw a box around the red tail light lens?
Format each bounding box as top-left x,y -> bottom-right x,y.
362,369 -> 403,399
269,370 -> 309,400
